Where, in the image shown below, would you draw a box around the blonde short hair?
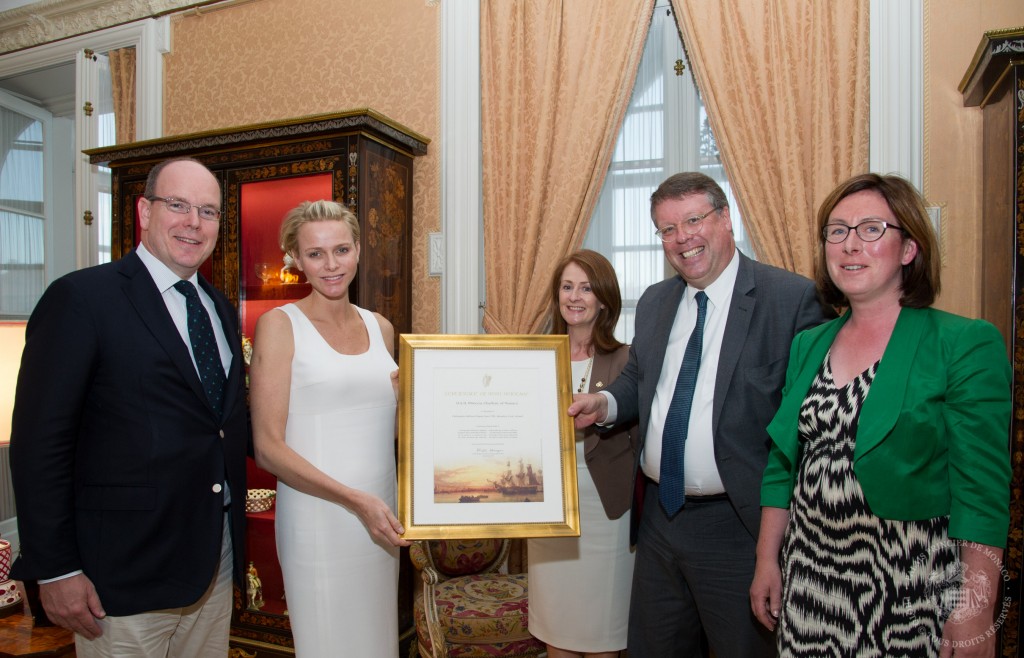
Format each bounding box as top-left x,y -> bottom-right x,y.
279,200 -> 360,256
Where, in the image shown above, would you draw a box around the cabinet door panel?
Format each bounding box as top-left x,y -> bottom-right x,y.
235,170 -> 334,337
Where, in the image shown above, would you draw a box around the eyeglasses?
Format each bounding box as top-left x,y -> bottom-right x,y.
654,207 -> 719,242
821,219 -> 904,244
148,196 -> 222,222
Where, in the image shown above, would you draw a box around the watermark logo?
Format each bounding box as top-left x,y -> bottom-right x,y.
902,539 -> 1009,650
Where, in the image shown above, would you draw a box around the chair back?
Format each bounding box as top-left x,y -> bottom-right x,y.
410,537 -> 542,658
412,538 -> 509,579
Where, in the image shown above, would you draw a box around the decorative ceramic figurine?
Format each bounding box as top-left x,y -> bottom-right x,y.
0,539 -> 21,611
246,561 -> 264,611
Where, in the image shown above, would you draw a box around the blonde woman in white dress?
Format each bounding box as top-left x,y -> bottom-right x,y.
250,200 -> 409,657
528,250 -> 637,658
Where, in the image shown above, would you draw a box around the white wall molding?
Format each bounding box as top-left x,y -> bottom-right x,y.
0,16 -> 169,81
869,0 -> 923,188
441,0 -> 483,334
0,0 -> 195,55
135,16 -> 169,139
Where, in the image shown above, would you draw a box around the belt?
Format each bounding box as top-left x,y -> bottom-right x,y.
685,493 -> 729,503
646,479 -> 728,504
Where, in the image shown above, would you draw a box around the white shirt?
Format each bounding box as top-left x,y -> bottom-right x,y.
136,242 -> 232,378
644,251 -> 738,494
603,250 -> 739,495
140,244 -> 234,505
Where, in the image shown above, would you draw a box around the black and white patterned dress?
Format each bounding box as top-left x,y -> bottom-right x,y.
777,354 -> 956,658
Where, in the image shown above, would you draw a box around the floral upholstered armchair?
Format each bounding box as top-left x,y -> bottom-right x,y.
409,539 -> 545,658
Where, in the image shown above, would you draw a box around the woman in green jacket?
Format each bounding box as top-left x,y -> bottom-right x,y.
750,173 -> 1011,658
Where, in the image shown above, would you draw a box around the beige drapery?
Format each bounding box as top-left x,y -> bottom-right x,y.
108,47 -> 136,144
480,0 -> 654,335
670,0 -> 869,277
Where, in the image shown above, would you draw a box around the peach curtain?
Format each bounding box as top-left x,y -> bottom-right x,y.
480,0 -> 654,335
670,0 -> 869,277
108,47 -> 136,144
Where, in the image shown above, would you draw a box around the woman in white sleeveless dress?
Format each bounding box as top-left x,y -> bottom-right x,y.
250,200 -> 409,657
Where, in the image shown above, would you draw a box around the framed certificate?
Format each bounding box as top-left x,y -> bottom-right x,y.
397,334 -> 580,539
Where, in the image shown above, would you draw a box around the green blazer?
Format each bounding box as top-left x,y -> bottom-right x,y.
761,306 -> 1011,548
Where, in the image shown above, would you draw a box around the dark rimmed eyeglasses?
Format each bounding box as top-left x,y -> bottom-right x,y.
821,219 -> 904,244
148,196 -> 222,222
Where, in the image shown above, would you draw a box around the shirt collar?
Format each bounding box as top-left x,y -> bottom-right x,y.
136,243 -> 199,293
685,248 -> 740,309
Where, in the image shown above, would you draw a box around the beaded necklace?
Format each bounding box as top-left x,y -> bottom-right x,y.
576,356 -> 594,394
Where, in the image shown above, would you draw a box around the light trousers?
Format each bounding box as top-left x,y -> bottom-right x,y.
75,512 -> 234,658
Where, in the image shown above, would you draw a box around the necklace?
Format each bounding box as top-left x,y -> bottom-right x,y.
577,356 -> 594,393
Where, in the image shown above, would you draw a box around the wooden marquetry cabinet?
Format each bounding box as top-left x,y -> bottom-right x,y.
86,110 -> 428,657
960,27 -> 1024,658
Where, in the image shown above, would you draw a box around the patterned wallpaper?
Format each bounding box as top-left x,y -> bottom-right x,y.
164,0 -> 441,333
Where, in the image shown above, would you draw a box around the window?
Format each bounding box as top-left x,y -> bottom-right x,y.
0,91 -> 49,318
0,18 -> 168,283
583,3 -> 753,342
0,49 -> 117,316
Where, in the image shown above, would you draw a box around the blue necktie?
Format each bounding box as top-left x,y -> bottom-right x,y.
659,290 -> 708,516
174,280 -> 227,415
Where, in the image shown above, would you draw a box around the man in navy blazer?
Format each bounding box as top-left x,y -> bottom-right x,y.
570,172 -> 831,657
10,158 -> 249,657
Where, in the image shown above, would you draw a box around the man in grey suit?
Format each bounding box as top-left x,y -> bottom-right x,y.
569,172 -> 831,657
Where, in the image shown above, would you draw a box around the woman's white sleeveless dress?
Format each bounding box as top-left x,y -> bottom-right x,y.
274,303 -> 399,657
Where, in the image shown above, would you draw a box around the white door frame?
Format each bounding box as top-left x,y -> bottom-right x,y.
0,17 -> 169,269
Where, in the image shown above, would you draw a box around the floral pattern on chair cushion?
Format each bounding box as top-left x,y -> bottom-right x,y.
434,573 -> 533,643
414,582 -> 544,658
412,539 -> 544,657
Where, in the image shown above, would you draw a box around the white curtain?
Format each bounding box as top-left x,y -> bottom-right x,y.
0,107 -> 45,317
583,3 -> 752,343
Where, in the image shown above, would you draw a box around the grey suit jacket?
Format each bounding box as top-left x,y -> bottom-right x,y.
604,253 -> 830,542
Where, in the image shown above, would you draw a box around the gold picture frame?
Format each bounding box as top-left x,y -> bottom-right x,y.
397,334 -> 580,539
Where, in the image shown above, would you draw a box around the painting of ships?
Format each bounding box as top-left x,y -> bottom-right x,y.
490,459 -> 542,495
